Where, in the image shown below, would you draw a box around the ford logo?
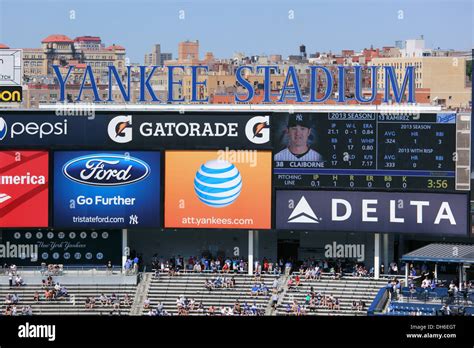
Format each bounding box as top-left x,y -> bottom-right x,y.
63,154 -> 150,186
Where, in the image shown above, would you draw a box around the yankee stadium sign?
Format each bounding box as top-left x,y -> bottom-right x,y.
53,64 -> 416,104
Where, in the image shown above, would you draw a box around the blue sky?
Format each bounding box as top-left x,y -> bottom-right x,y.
0,0 -> 472,63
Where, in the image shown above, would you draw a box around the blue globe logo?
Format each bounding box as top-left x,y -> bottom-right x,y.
194,160 -> 242,208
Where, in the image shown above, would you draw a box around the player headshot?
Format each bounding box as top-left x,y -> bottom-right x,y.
274,114 -> 323,161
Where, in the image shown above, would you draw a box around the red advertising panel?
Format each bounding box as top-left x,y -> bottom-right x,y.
0,150 -> 49,227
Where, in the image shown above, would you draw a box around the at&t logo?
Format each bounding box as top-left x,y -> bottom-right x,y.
194,160 -> 242,208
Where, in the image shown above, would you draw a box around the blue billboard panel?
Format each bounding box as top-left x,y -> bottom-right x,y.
54,151 -> 160,228
276,190 -> 468,236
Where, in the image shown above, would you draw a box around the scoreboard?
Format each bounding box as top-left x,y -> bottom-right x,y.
273,112 -> 458,191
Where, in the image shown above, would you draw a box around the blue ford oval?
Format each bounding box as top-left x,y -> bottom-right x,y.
63,154 -> 150,186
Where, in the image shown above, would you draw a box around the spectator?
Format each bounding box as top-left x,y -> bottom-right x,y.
233,300 -> 242,315
99,293 -> 108,306
259,283 -> 269,296
251,284 -> 260,297
287,277 -> 295,290
33,291 -> 39,302
390,262 -> 398,275
107,261 -> 113,275
315,266 -> 322,280
8,272 -> 13,287
272,277 -> 279,290
295,275 -> 301,287
271,293 -> 279,309
222,262 -> 230,273
284,261 -> 292,275
208,305 -> 215,316
57,286 -> 69,299
113,297 -> 120,310
107,293 -> 117,306
143,298 -> 151,310
85,297 -> 92,309
304,293 -> 311,305
333,297 -> 340,311
15,275 -> 24,287
123,294 -> 131,307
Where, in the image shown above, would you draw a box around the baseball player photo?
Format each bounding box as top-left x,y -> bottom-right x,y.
274,114 -> 324,162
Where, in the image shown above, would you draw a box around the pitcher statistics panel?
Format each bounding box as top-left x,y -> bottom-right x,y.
273,112 -> 457,191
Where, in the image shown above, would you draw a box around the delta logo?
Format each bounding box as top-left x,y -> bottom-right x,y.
193,160 -> 242,208
287,196 -> 320,223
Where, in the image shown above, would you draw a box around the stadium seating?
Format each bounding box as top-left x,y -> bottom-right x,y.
143,272 -> 277,315
385,302 -> 439,316
0,283 -> 137,315
275,275 -> 388,316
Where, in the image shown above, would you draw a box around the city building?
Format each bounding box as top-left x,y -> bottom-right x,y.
399,36 -> 432,58
178,40 -> 199,61
144,44 -> 172,66
20,34 -> 126,82
370,56 -> 471,108
74,36 -> 104,51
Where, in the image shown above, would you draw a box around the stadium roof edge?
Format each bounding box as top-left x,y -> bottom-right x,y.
401,243 -> 474,264
34,104 -> 445,113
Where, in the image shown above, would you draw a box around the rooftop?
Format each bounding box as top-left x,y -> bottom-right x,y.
106,44 -> 125,51
402,243 -> 474,264
74,36 -> 101,42
42,34 -> 74,43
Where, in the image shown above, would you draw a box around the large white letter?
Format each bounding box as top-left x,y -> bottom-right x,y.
362,199 -> 378,222
390,200 -> 404,223
434,202 -> 456,225
332,199 -> 351,221
410,201 -> 429,223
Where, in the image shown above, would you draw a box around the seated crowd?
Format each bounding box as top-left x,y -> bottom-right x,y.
285,288 -> 342,315
207,301 -> 264,316
145,301 -> 171,316
3,292 -> 33,316
204,276 -> 236,290
151,255 -> 285,276
85,293 -> 132,310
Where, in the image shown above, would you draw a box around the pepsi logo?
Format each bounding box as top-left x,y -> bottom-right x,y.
194,160 -> 242,208
0,117 -> 7,141
63,154 -> 150,186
